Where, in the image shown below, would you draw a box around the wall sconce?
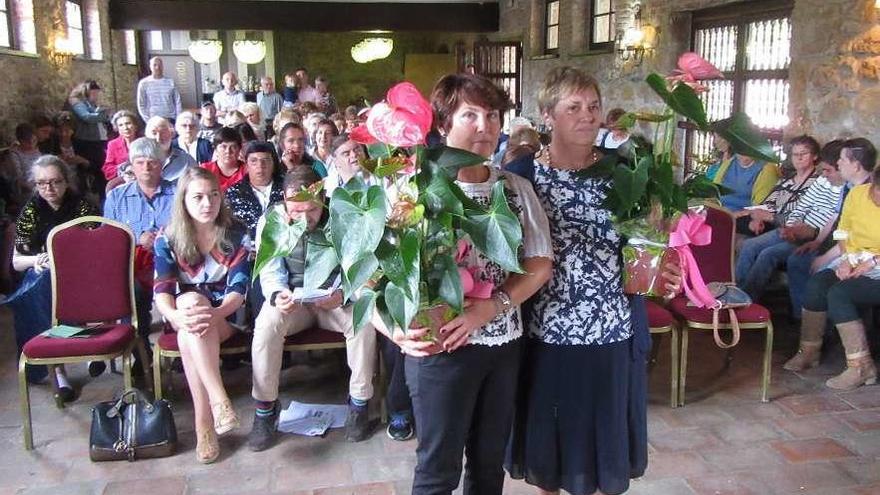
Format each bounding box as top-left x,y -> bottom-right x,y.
52,36 -> 77,65
188,39 -> 223,64
233,40 -> 266,65
617,5 -> 656,65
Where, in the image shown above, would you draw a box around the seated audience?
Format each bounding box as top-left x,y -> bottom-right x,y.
33,115 -> 58,155
174,111 -> 213,164
223,110 -> 247,128
784,138 -> 879,391
247,167 -> 377,451
278,122 -> 324,177
735,136 -> 821,300
303,112 -> 325,150
239,102 -> 266,141
5,156 -> 97,393
342,105 -> 359,133
706,130 -> 734,180
257,76 -> 284,125
202,127 -> 246,191
103,110 -> 140,181
145,116 -> 197,183
715,151 -> 780,213
594,108 -> 631,150
315,76 -> 337,115
311,118 -> 338,174
501,127 -> 542,168
784,140 -> 848,316
10,123 -> 42,182
198,101 -> 223,142
330,113 -> 347,138
324,134 -> 369,196
104,137 -> 176,357
54,113 -> 93,200
226,141 -> 283,314
153,166 -> 250,463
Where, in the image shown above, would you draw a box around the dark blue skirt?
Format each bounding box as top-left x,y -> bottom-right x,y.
3,269 -> 52,383
506,296 -> 649,495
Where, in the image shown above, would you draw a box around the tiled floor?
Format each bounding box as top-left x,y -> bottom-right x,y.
1,306 -> 878,495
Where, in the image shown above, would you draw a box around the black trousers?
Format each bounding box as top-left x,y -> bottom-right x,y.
379,333 -> 411,415
405,339 -> 522,495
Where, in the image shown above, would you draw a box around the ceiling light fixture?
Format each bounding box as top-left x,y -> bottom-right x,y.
188,39 -> 223,64
351,38 -> 394,64
233,40 -> 267,65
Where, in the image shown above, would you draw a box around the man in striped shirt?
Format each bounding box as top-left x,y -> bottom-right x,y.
136,57 -> 182,123
736,140 -> 844,308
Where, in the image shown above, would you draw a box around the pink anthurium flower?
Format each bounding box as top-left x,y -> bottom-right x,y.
366,82 -> 433,148
666,52 -> 723,93
350,124 -> 377,145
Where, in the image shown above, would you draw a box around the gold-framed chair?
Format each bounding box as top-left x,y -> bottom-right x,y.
18,216 -> 151,450
668,204 -> 774,405
646,298 -> 680,407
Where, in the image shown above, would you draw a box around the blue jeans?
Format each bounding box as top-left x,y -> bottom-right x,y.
786,250 -> 819,317
735,230 -> 796,299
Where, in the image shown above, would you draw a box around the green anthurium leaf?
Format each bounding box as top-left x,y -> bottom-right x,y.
650,155 -> 674,201
425,253 -> 463,312
448,179 -> 483,211
616,112 -> 638,130
360,158 -> 378,174
460,180 -> 524,274
374,155 -> 412,177
352,287 -> 377,332
252,210 -> 306,282
343,253 -> 379,301
574,153 -> 618,179
684,174 -> 731,198
384,280 -> 419,331
646,73 -> 708,130
717,112 -> 780,164
424,145 -> 488,180
423,172 -> 464,216
633,111 -> 674,122
376,230 -> 420,300
303,228 -> 340,290
329,183 -> 387,273
670,185 -> 690,214
609,158 -> 650,218
367,142 -> 393,159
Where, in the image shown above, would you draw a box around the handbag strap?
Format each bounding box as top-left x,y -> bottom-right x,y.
712,307 -> 741,349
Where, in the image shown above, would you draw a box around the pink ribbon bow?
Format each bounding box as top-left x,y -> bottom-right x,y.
668,212 -> 717,308
456,239 -> 495,299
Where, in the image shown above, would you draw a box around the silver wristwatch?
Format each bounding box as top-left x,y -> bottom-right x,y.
493,289 -> 512,312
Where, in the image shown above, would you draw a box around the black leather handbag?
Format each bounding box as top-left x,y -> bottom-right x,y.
89,388 -> 177,462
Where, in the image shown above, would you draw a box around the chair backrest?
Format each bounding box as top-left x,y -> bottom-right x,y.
689,204 -> 735,284
47,216 -> 136,325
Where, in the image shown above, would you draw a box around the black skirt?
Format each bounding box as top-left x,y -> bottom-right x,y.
506,296 -> 650,495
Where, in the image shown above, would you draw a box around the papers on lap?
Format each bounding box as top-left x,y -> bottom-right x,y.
292,275 -> 342,304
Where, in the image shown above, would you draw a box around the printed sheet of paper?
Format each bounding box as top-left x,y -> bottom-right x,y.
277,400 -> 349,436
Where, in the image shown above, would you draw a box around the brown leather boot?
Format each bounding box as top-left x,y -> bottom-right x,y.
783,309 -> 826,371
826,321 -> 878,390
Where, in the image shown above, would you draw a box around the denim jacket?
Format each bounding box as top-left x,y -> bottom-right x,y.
70,100 -> 109,142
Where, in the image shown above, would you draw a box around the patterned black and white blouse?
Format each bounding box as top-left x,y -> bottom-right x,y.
527,160 -> 632,346
225,179 -> 284,239
454,166 -> 553,347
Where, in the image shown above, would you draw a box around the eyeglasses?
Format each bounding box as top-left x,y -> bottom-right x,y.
247,157 -> 274,165
35,179 -> 66,188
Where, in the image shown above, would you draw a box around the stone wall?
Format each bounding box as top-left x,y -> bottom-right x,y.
493,0 -> 880,146
0,0 -> 139,143
273,31 -> 475,109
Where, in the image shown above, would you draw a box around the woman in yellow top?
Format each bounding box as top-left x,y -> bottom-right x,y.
785,138 -> 879,390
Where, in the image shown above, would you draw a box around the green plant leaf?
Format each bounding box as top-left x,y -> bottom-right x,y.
384,280 -> 419,331
329,183 -> 387,275
424,145 -> 488,180
633,111 -> 674,123
717,112 -> 780,164
366,142 -> 393,159
574,153 -> 619,179
646,73 -> 708,130
343,253 -> 379,301
252,210 -> 307,282
460,180 -> 524,273
609,157 -> 650,218
303,228 -> 340,290
352,287 -> 378,331
425,253 -> 463,312
374,155 -> 411,177
422,173 -> 464,216
650,155 -> 673,201
376,230 -> 420,300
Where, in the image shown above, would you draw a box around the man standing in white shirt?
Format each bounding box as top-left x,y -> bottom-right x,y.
213,72 -> 246,123
136,57 -> 182,123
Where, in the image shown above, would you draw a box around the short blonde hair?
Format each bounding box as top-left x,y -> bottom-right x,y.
273,108 -> 301,134
239,102 -> 261,120
537,66 -> 602,115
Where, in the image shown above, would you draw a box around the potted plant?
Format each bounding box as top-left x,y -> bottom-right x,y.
583,52 -> 779,299
254,82 -> 524,336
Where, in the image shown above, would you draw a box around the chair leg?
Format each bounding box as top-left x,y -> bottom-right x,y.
670,326 -> 680,408
761,322 -> 774,403
18,355 -> 34,450
122,348 -> 133,391
135,339 -> 153,393
153,347 -> 163,401
49,365 -> 64,410
679,326 -> 690,407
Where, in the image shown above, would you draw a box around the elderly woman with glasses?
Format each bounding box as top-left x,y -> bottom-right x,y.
4,156 -> 97,397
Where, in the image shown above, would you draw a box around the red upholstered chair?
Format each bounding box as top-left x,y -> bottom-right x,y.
153,330 -> 252,400
18,216 -> 151,450
646,299 -> 680,408
668,204 -> 774,405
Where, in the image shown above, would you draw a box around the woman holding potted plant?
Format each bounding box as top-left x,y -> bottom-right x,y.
504,67 -> 679,495
388,74 -> 553,494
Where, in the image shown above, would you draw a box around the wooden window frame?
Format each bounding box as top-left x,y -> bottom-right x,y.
544,0 -> 559,55
0,0 -> 12,48
589,0 -> 615,52
65,0 -> 87,57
